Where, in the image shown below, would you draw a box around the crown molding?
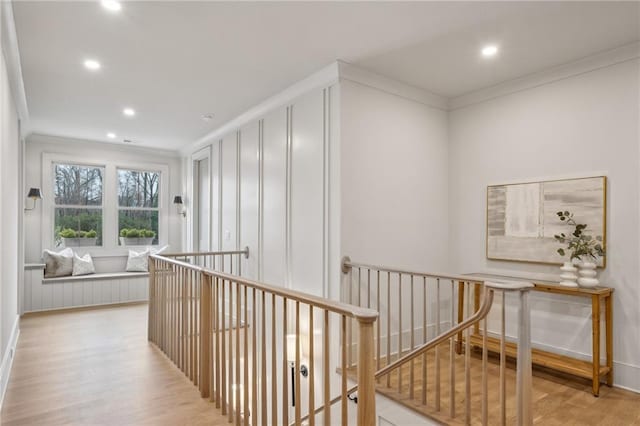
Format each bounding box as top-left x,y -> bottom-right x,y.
449,41 -> 640,111
337,60 -> 448,110
182,42 -> 640,156
183,61 -> 340,156
2,1 -> 29,126
28,133 -> 181,158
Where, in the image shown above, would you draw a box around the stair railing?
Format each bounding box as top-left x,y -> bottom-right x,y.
161,247 -> 249,272
148,251 -> 379,426
341,258 -> 534,426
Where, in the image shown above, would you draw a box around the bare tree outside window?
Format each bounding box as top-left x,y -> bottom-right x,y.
118,169 -> 160,245
53,164 -> 104,246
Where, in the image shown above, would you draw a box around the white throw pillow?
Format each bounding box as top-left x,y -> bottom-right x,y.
125,245 -> 169,272
150,245 -> 168,256
72,253 -> 96,276
126,248 -> 150,272
43,248 -> 74,278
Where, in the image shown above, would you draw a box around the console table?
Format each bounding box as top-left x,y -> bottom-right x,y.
457,274 -> 613,396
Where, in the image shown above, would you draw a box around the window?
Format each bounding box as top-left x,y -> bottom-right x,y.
118,168 -> 160,245
44,153 -> 168,253
53,163 -> 104,247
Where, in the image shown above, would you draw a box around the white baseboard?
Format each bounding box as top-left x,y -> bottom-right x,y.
349,322 -> 452,361
354,322 -> 640,394
0,315 -> 20,409
485,329 -> 640,394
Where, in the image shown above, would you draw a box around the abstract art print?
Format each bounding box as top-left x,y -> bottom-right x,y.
486,176 -> 606,267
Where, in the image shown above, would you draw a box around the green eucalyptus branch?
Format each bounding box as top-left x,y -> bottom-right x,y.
554,211 -> 605,261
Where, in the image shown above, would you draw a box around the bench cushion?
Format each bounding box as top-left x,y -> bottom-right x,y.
42,271 -> 149,284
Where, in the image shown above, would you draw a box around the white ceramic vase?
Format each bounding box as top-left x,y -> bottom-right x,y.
559,261 -> 579,287
577,260 -> 599,288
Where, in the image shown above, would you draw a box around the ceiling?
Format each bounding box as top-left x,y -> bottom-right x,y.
13,1 -> 640,151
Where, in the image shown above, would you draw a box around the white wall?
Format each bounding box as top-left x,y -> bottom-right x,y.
0,42 -> 21,407
339,79 -> 450,271
23,134 -> 183,268
449,59 -> 640,391
186,86 -> 338,297
183,83 -> 340,421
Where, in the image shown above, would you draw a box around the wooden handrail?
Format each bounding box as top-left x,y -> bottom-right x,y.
151,254 -> 378,322
342,256 -> 491,285
162,247 -> 249,258
298,285 -> 496,424
337,257 -> 535,426
149,251 -> 379,425
204,269 -> 378,322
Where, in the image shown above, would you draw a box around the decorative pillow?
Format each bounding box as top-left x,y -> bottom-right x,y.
150,245 -> 168,256
43,248 -> 74,278
125,246 -> 169,272
126,248 -> 150,272
72,253 -> 96,276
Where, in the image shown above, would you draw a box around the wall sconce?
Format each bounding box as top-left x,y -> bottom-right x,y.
173,195 -> 186,217
24,187 -> 42,211
286,334 -> 308,408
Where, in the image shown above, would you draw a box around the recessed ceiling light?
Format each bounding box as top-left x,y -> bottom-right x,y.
101,0 -> 121,12
106,132 -> 116,139
481,45 -> 499,58
83,59 -> 101,71
201,113 -> 214,122
123,107 -> 136,117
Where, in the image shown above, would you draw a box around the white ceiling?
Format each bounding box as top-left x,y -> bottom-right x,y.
13,1 -> 640,151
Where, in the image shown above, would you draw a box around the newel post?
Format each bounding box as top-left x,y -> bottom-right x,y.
356,315 -> 376,426
200,272 -> 212,398
516,286 -> 533,426
148,256 -> 156,343
484,279 -> 534,426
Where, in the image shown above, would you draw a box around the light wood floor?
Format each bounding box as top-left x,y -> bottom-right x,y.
3,305 -> 640,425
0,304 -> 228,426
355,343 -> 640,426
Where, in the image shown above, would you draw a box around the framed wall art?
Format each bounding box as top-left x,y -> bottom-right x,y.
486,176 -> 606,267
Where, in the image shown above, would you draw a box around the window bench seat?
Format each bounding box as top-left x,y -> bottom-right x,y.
42,271 -> 149,284
23,263 -> 149,313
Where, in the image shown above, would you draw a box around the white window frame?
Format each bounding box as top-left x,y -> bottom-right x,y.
116,166 -> 162,246
51,161 -> 105,248
42,153 -> 169,256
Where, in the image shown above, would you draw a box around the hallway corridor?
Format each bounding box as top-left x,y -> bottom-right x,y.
0,304 -> 227,425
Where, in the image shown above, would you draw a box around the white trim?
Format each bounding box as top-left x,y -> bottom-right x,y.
1,1 -> 29,123
257,119 -> 264,281
612,361 -> 640,394
191,145 -> 213,253
485,171 -> 609,189
449,41 -> 640,110
484,329 -> 640,394
337,60 -> 448,110
182,62 -> 340,156
41,152 -> 170,255
0,316 -> 19,410
29,133 -> 180,158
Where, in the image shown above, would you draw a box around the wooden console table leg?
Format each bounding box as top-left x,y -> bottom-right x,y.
456,281 -> 464,354
605,294 -> 613,387
473,283 -> 481,334
592,295 -> 601,397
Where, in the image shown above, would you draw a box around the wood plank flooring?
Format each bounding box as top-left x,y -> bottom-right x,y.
0,304 -> 228,425
3,304 -> 639,425
351,343 -> 640,425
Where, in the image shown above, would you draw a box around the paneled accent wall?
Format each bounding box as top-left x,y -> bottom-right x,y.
23,265 -> 148,313
190,85 -> 338,297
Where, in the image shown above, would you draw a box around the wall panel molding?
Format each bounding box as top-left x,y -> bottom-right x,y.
184,63 -> 339,156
